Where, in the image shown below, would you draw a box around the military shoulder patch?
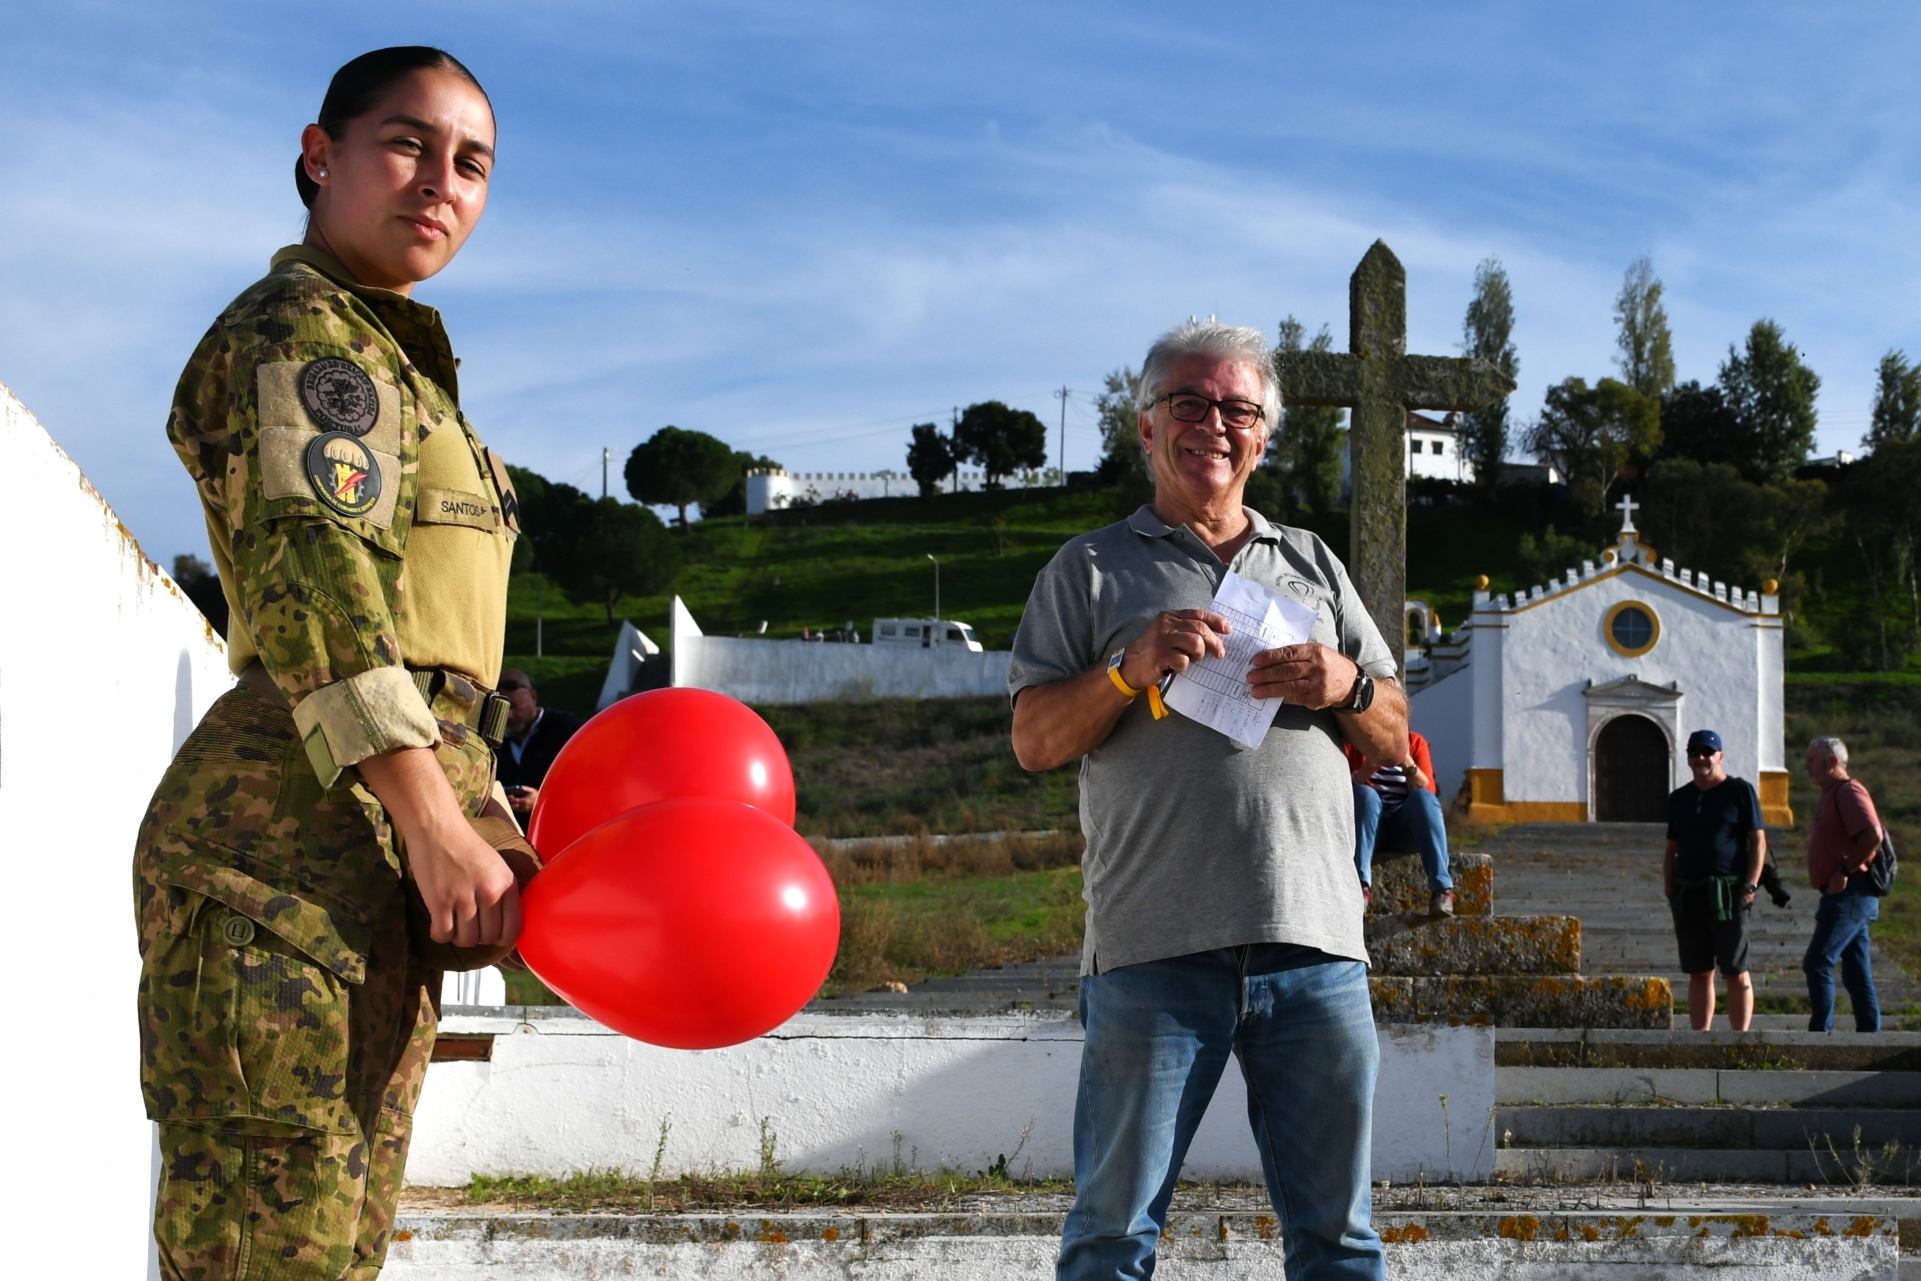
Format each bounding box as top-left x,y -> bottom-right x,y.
304,431 -> 383,517
300,357 -> 380,436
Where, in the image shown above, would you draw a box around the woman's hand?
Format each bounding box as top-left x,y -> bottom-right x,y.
359,746 -> 522,948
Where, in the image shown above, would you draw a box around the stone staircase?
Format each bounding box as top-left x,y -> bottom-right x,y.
1363,844 -> 1671,1027
1495,1027 -> 1921,1184
814,832 -> 1676,1028
1480,821 -> 1917,1017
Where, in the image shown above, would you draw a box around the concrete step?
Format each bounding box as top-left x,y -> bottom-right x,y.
1498,1066 -> 1921,1107
1370,975 -> 1671,1028
1497,1104 -> 1921,1150
1492,1146 -> 1879,1183
1367,913 -> 1579,976
1496,1028 -> 1921,1071
1367,850 -> 1490,918
383,1205 -> 1903,1277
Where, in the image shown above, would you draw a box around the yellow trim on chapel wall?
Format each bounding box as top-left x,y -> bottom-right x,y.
1758,771 -> 1795,827
1465,768 -> 1588,824
1603,599 -> 1661,658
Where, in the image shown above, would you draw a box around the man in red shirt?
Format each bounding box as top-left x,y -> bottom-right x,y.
1803,736 -> 1886,1033
1347,729 -> 1454,916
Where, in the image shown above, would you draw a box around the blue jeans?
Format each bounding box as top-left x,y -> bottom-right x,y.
1058,946 -> 1384,1280
1352,786 -> 1453,893
1805,890 -> 1881,1033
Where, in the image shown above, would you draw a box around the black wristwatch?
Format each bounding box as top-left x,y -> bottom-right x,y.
1336,663 -> 1374,714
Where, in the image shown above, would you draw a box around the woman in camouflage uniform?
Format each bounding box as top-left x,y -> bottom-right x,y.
137,47 -> 527,1279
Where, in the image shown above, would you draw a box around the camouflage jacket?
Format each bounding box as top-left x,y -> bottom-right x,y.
167,245 -> 518,787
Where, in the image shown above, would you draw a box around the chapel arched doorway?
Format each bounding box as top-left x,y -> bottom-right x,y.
1594,714 -> 1670,822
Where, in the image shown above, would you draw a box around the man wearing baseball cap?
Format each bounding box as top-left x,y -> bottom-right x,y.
1664,729 -> 1768,1030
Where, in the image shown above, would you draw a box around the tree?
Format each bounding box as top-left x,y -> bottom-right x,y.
906,423 -> 956,498
1093,366 -> 1147,486
702,451 -> 785,517
1657,380 -> 1744,470
952,400 -> 1047,489
1638,458 -> 1830,628
1613,256 -> 1676,399
1272,316 -> 1346,513
1867,350 -> 1921,452
624,425 -> 740,530
1718,319 -> 1819,485
1835,440 -> 1921,667
545,496 -> 680,625
1514,525 -> 1595,588
171,553 -> 228,634
1523,376 -> 1661,515
1460,257 -> 1518,496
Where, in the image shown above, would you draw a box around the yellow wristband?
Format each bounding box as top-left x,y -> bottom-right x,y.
1108,663 -> 1144,699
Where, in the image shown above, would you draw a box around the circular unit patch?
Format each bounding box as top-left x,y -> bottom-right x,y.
300,357 -> 380,436
304,431 -> 383,518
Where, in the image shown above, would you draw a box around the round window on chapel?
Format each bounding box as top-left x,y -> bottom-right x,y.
1605,601 -> 1659,656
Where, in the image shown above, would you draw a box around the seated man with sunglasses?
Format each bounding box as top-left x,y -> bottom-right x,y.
493,669 -> 583,832
1011,320 -> 1403,1281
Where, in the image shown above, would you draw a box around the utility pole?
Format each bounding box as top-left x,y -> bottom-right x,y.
926,553 -> 940,620
1055,385 -> 1069,484
602,447 -> 610,499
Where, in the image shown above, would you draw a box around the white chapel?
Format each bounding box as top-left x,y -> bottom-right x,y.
1406,497 -> 1791,827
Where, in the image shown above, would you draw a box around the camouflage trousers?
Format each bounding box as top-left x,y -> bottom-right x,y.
135,685 -> 481,1279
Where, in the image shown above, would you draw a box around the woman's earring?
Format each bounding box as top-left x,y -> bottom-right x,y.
318,168 -> 328,177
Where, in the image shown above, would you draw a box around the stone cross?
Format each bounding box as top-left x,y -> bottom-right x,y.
1615,493 -> 1638,533
1275,240 -> 1516,672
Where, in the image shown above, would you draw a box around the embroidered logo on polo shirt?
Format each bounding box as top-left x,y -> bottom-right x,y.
304,431 -> 383,517
300,357 -> 381,436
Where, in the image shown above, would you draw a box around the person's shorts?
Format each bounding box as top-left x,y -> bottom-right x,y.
1671,890 -> 1751,977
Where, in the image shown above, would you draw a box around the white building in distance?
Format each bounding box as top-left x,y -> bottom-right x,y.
1406,496 -> 1791,828
1406,411 -> 1472,483
746,466 -> 1061,515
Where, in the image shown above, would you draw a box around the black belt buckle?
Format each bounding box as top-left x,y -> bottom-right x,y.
478,691 -> 511,747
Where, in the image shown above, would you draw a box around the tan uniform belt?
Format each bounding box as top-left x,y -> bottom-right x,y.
238,660 -> 512,748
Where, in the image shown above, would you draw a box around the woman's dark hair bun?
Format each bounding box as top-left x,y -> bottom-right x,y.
295,46 -> 490,210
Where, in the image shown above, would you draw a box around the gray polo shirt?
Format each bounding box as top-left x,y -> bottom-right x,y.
1009,505 -> 1397,974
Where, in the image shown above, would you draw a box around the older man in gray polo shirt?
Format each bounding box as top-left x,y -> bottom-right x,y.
1011,319 -> 1404,1281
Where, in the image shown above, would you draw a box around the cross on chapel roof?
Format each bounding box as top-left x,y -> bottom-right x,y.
1615,493 -> 1638,535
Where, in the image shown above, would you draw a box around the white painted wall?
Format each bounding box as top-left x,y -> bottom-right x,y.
1408,665 -> 1473,803
746,468 -> 1060,514
410,1011 -> 1494,1186
0,380 -> 232,1278
1413,547 -> 1785,811
1500,568 -> 1778,805
670,597 -> 1013,704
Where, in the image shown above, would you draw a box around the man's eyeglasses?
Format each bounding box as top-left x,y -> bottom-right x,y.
1152,393 -> 1266,431
1686,748 -> 1717,759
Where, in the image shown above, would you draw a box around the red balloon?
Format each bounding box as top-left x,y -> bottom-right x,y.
518,798 -> 840,1049
529,687 -> 796,861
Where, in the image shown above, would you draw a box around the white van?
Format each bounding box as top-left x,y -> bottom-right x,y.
872,618 -> 984,652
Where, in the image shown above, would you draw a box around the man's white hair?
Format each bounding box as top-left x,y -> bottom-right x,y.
1136,319 -> 1283,430
1809,736 -> 1849,768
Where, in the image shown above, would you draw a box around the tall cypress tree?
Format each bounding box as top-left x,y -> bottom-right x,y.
1460,258 -> 1518,496
1613,256 -> 1677,398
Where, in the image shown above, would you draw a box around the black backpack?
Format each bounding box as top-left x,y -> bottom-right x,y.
1865,826 -> 1899,897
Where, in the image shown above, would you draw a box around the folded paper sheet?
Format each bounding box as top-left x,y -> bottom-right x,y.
1163,570 -> 1320,748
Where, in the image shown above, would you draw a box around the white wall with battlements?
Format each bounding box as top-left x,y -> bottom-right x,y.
1410,503 -> 1786,819
746,467 -> 1062,514
0,379 -> 233,1279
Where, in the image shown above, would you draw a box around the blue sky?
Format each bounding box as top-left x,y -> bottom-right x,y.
4,2 -> 1919,562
